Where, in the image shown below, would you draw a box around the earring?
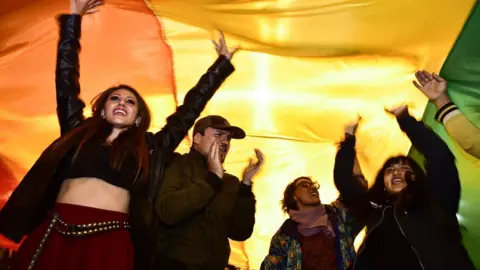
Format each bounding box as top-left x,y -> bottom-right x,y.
135,117 -> 141,127
101,110 -> 106,119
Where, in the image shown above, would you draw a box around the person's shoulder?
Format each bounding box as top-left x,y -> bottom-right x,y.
165,152 -> 190,168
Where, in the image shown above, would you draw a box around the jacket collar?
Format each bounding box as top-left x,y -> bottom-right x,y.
188,148 -> 207,168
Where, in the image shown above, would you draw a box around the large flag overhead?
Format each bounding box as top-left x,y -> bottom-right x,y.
1,0 -> 479,268
151,0 -> 479,267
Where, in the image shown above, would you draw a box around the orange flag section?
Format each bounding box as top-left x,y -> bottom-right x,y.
0,0 -> 175,174
0,0 -> 175,248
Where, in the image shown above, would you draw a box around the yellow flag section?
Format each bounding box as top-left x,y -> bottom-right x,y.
148,0 -> 476,268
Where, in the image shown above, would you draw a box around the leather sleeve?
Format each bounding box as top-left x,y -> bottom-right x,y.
56,14 -> 86,135
153,56 -> 234,155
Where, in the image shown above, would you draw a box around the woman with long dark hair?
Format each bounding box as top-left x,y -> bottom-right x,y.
0,0 -> 238,269
334,106 -> 475,270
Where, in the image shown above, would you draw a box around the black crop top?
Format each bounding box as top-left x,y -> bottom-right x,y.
63,139 -> 138,190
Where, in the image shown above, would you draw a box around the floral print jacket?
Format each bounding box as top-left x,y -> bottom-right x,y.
260,200 -> 361,270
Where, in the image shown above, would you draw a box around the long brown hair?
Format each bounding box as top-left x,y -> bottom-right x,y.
53,84 -> 151,186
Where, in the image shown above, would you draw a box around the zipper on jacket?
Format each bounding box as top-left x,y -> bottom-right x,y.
353,206 -> 389,270
393,206 -> 425,270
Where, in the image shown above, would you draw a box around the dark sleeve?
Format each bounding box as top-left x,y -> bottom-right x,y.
153,56 -> 234,154
333,134 -> 371,223
55,14 -> 86,135
396,111 -> 460,214
228,182 -> 256,241
155,160 -> 224,226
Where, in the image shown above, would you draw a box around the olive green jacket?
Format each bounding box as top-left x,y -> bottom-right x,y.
155,150 -> 256,269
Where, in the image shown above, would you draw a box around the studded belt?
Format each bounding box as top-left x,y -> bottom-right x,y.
28,212 -> 130,270
54,214 -> 131,237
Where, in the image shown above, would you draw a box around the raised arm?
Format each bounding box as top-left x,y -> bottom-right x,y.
334,135 -> 371,221
334,117 -> 371,222
153,32 -> 238,156
388,106 -> 460,214
56,1 -> 102,134
55,14 -> 85,135
228,149 -> 263,240
413,70 -> 480,158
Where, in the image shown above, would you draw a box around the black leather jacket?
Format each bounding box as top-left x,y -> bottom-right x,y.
0,14 -> 234,269
334,112 -> 475,270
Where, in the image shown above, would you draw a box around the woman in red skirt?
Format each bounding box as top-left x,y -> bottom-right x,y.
0,0 -> 239,269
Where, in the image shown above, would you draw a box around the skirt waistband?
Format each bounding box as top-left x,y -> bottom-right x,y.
49,203 -> 130,237
50,203 -> 129,224
54,212 -> 130,237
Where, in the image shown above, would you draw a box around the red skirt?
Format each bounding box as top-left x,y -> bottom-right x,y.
9,203 -> 133,270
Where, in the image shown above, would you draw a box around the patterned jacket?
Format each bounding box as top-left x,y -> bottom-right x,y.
260,200 -> 361,270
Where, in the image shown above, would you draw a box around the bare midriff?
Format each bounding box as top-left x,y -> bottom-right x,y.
56,177 -> 130,213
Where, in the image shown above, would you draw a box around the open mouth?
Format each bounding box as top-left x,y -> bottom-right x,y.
219,145 -> 227,153
392,178 -> 404,185
311,191 -> 319,197
113,107 -> 127,116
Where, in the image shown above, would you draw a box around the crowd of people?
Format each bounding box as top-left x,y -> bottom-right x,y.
0,0 -> 478,269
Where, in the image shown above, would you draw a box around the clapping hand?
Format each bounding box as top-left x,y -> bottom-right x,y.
242,149 -> 264,185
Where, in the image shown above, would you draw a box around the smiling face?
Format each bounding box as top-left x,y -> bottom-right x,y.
293,178 -> 321,210
383,161 -> 415,194
103,89 -> 139,128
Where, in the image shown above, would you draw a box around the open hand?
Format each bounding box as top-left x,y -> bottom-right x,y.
212,31 -> 240,60
207,141 -> 224,179
70,0 -> 104,16
242,149 -> 264,185
413,70 -> 447,101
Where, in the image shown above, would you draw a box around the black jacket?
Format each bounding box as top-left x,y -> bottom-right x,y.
154,150 -> 256,269
0,14 -> 234,269
334,112 -> 475,270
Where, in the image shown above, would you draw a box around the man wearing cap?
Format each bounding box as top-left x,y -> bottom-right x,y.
154,115 -> 264,269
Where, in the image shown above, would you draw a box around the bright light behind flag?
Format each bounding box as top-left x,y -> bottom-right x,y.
0,0 -> 477,268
